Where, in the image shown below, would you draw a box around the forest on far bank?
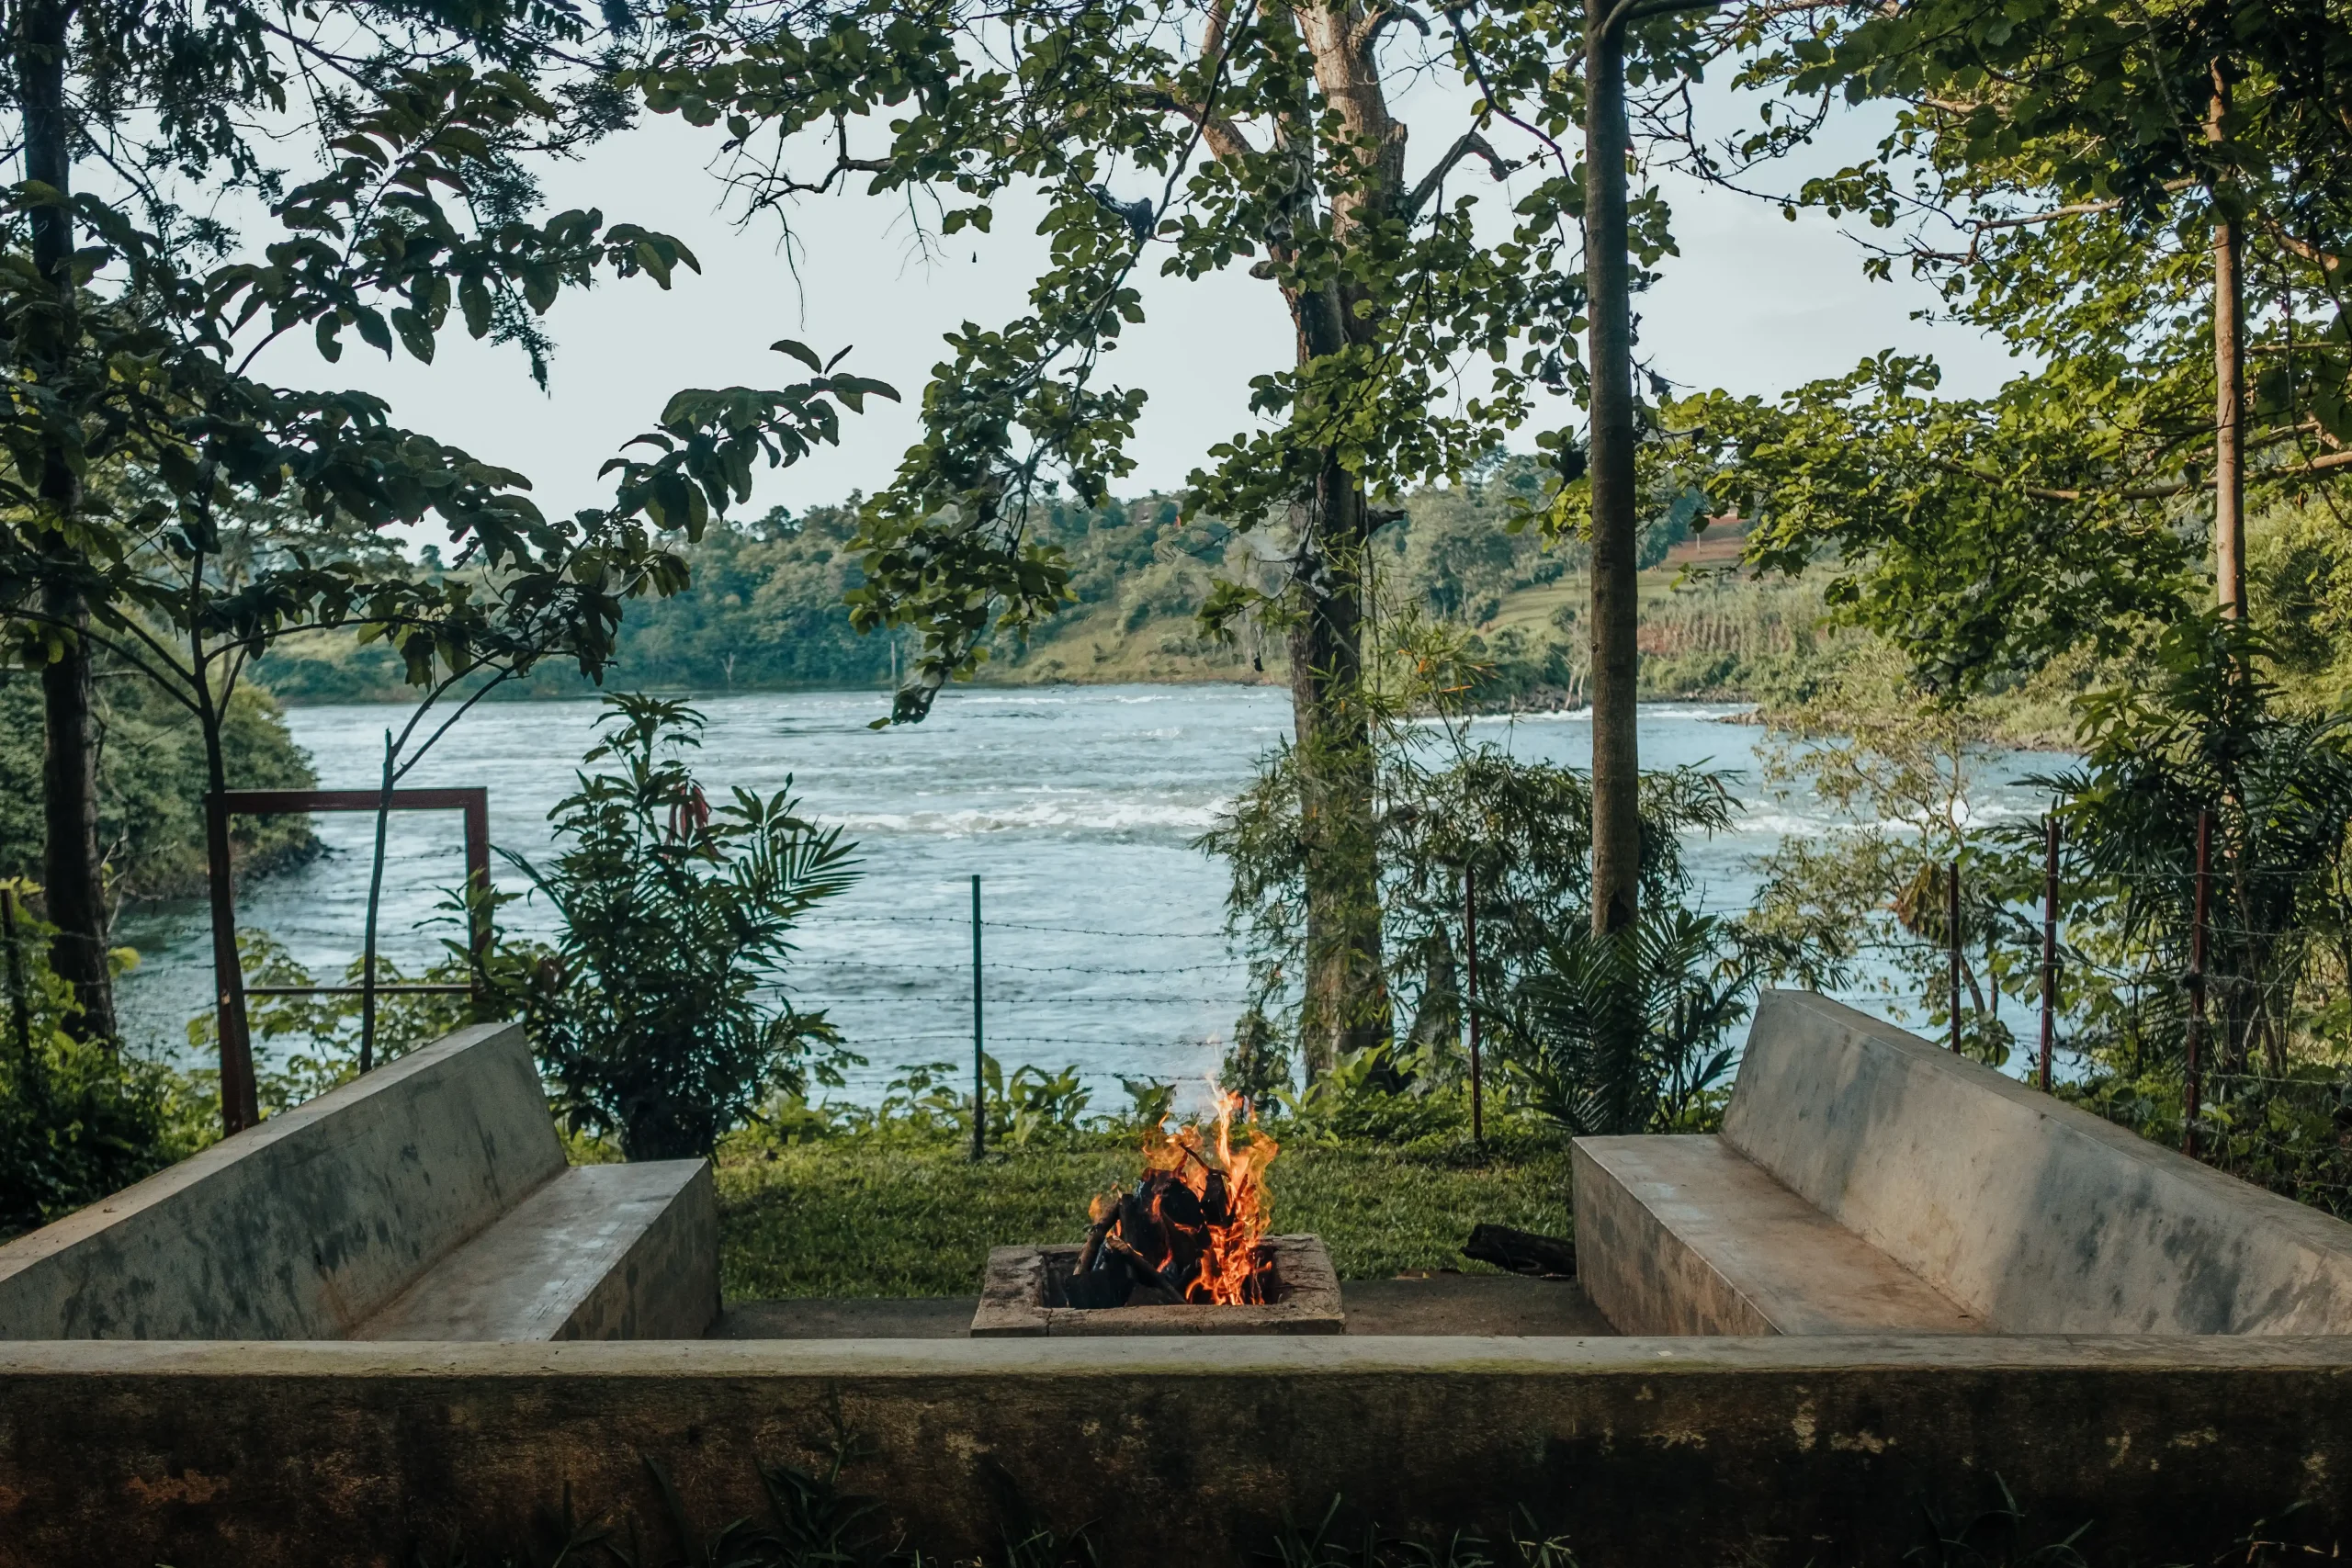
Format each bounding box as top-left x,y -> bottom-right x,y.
250,448 -> 2352,756
242,453 -> 1903,715
29,460 -> 2352,914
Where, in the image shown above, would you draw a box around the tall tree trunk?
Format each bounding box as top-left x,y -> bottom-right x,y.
1584,0 -> 1642,937
192,588 -> 261,1131
17,0 -> 116,1041
1286,478 -> 1388,1077
2206,61 -> 2257,1090
1271,1 -> 1406,1077
2209,62 -> 2246,623
40,587 -> 111,1042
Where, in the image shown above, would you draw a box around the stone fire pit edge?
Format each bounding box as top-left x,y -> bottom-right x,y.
969,1234 -> 1343,1337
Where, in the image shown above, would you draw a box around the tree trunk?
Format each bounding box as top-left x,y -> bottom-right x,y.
18,0 -> 116,1042
1584,0 -> 1642,937
39,584 -> 112,1042
2208,63 -> 2246,622
2206,62 -> 2257,1088
193,600 -> 261,1132
358,732 -> 396,1074
1286,479 -> 1389,1077
1270,1 -> 1408,1077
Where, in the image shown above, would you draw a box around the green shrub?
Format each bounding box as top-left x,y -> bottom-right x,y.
0,896 -> 209,1237
1487,908 -> 1764,1137
0,671 -> 314,907
495,694 -> 859,1160
754,1057 -> 1150,1149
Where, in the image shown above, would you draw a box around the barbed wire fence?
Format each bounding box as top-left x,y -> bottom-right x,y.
1923,809 -> 2352,1218
773,899 -> 1265,1132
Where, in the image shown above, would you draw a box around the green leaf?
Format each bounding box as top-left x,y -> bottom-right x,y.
390,307 -> 436,364
354,307 -> 392,355
771,339 -> 826,373
458,275 -> 492,338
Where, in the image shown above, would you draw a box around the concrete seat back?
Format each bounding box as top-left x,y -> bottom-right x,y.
1722,990 -> 2352,1333
0,1021 -> 564,1339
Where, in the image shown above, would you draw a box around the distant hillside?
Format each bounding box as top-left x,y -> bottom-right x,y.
253,465 -> 1826,710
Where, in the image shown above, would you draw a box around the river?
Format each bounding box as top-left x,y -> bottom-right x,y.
111,684 -> 2054,1101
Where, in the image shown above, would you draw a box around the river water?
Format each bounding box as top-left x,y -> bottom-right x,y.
112,684 -> 2052,1100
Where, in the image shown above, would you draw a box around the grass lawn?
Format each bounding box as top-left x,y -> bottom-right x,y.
715,1136 -> 1576,1299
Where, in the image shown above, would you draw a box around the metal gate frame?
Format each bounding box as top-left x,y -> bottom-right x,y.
203,787 -> 491,1130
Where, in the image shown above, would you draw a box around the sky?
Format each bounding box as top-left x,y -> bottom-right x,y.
238,67 -> 2028,525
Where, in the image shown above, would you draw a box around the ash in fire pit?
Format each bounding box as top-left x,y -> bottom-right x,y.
970,1094 -> 1343,1337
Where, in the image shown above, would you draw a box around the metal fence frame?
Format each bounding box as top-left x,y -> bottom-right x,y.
203,787 -> 491,1130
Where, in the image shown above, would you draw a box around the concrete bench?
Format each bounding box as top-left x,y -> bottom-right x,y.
0,1021 -> 718,1340
1575,989 -> 2352,1336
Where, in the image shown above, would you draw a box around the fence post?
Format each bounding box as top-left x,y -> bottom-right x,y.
971,874 -> 985,1163
2186,808 -> 2212,1159
203,790 -> 259,1132
1948,856 -> 1962,1054
2040,812 -> 2061,1094
356,732 -> 395,1077
462,788 -> 492,1017
1464,865 -> 1483,1149
3,887 -> 29,1070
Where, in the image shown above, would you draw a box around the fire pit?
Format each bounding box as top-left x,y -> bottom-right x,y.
969,1093 -> 1344,1337
971,1235 -> 1341,1336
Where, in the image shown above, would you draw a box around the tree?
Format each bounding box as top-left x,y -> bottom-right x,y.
1697,0 -> 2352,684
0,0 -> 616,1043
628,0 -> 1738,1070
0,54 -> 889,1123
1577,0 -> 1732,937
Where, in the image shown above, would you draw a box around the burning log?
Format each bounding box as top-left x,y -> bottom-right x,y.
1061,1092 -> 1281,1309
1101,1233 -> 1183,1304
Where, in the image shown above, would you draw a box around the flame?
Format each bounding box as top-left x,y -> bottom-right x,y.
1134,1089 -> 1279,1305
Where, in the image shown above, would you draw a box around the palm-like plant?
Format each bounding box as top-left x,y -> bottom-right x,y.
2051,617 -> 2352,1080
500,694 -> 859,1159
1489,908 -> 1768,1137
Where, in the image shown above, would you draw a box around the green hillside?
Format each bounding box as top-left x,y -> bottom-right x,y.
254,458 -> 1838,710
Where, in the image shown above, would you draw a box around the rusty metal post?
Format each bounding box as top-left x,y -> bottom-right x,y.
203,791 -> 259,1133
462,788 -> 492,1014
1948,857 -> 1963,1054
2186,809 -> 2212,1158
1464,865 -> 1483,1148
3,887 -> 31,1070
971,874 -> 985,1163
2040,813 -> 2061,1093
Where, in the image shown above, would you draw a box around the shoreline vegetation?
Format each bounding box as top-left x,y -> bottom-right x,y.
24,450 -> 2215,929
244,465 -> 2094,747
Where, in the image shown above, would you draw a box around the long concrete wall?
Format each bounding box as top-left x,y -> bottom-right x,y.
1722,990 -> 2352,1333
0,1022 -> 563,1339
1,1337 -> 2346,1567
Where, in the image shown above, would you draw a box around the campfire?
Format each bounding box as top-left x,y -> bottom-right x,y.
969,1095 -> 1342,1336
1060,1092 -> 1278,1310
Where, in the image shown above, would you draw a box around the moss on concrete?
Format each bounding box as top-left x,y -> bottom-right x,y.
5,1337 -> 2347,1568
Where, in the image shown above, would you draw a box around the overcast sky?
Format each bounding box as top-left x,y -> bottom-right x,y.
245,73 -> 2023,526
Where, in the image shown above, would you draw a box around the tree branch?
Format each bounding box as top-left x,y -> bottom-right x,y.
1351,2 -> 1431,57
2262,216 -> 2343,274
1600,0 -> 1724,42
1928,441 -> 2352,502
1130,85 -> 1256,161
1403,130 -> 1514,220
